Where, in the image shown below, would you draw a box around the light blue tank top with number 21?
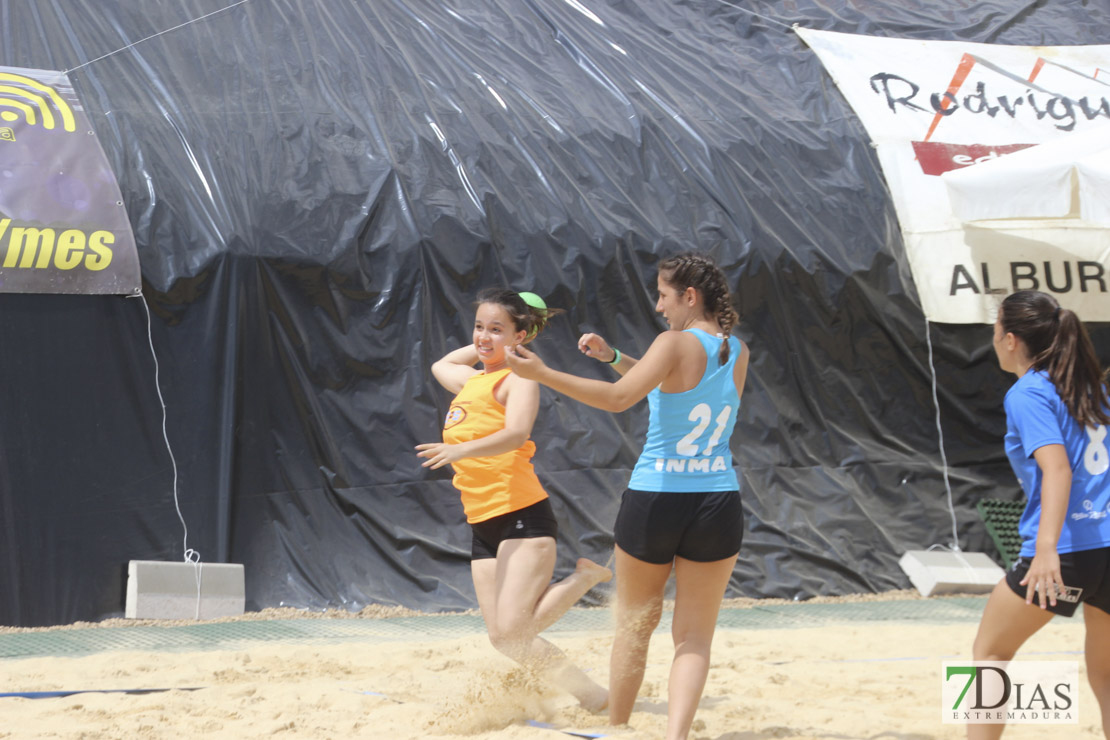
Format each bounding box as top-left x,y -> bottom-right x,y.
628,328 -> 741,493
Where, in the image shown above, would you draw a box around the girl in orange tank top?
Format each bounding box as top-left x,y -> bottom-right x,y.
416,288 -> 611,712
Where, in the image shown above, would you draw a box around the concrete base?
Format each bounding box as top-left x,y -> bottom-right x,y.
125,560 -> 245,620
898,550 -> 1004,597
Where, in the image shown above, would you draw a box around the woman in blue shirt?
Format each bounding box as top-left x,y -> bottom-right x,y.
508,252 -> 748,740
972,289 -> 1110,739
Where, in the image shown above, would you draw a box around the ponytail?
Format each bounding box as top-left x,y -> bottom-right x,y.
999,290 -> 1110,428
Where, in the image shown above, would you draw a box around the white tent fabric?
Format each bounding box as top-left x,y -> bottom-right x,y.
942,127 -> 1110,226
1079,145 -> 1110,226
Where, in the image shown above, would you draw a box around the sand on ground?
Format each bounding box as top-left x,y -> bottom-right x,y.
0,593 -> 1101,740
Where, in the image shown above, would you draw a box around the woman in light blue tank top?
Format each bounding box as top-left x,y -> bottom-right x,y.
509,253 -> 749,740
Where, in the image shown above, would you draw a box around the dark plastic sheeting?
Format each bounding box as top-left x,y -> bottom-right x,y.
2,0 -> 1109,626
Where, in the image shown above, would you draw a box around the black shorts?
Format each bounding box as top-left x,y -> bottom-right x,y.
1004,546 -> 1110,617
613,489 -> 743,565
470,498 -> 558,561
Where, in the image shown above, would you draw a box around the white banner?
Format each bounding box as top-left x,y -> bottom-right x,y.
797,29 -> 1110,323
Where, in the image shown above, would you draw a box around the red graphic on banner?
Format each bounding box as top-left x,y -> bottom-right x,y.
911,141 -> 1035,176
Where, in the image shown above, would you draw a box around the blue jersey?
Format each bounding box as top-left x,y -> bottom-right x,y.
1003,370 -> 1110,557
628,328 -> 741,492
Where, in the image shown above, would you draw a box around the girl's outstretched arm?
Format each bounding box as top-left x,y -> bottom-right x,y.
508,332 -> 683,413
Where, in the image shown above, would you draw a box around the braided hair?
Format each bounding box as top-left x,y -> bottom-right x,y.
475,288 -> 564,341
999,290 -> 1110,428
658,252 -> 739,365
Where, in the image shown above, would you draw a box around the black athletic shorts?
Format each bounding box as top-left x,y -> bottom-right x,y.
613,489 -> 743,565
470,498 -> 558,561
1004,546 -> 1110,617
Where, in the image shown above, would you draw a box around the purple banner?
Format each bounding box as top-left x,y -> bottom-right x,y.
0,65 -> 140,295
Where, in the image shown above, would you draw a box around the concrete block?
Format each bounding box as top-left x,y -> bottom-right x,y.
898,550 -> 1004,597
125,560 -> 245,620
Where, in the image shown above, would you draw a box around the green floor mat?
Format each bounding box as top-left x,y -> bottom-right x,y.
0,597 -> 989,660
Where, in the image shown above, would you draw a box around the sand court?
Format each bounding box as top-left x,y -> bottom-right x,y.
0,592 -> 1100,739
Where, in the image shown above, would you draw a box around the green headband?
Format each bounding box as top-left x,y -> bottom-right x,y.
518,291 -> 546,311
518,292 -> 546,339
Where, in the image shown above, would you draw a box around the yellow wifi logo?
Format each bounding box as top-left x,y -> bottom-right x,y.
0,72 -> 76,133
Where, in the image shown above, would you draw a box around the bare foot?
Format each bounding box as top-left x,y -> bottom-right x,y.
576,557 -> 613,586
551,662 -> 609,713
577,683 -> 609,713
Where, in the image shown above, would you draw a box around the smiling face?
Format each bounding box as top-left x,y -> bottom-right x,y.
655,272 -> 696,330
473,302 -> 526,370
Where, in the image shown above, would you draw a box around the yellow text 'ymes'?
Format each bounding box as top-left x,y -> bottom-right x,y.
0,218 -> 114,271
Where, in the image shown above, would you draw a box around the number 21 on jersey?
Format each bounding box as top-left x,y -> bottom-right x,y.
676,403 -> 732,456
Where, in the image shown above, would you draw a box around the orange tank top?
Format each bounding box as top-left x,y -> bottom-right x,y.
442,368 -> 548,523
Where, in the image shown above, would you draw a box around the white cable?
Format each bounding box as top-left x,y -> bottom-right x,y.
64,0 -> 254,75
706,0 -> 796,31
130,292 -> 203,618
924,318 -> 961,552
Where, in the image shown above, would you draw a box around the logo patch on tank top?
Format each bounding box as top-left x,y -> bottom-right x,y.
444,404 -> 467,429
